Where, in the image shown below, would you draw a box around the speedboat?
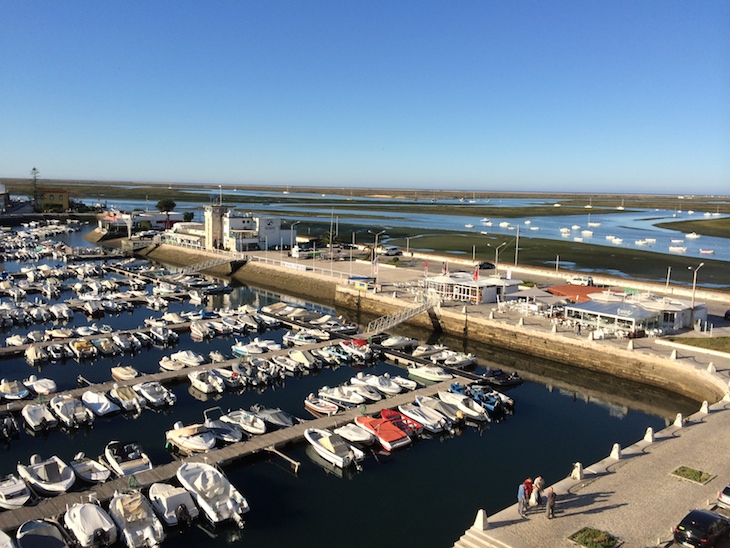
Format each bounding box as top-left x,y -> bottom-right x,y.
69,339 -> 97,359
282,330 -> 318,346
64,501 -> 117,548
82,390 -> 122,416
165,422 -> 216,454
208,350 -> 227,363
0,412 -> 18,441
50,394 -> 95,427
210,367 -> 244,389
220,408 -> 266,436
333,423 -> 376,445
398,402 -> 451,433
231,340 -> 265,358
188,370 -> 225,394
288,348 -> 319,369
354,416 -> 411,451
437,390 -> 489,422
318,385 -> 366,407
17,454 -> 75,496
16,519 -> 71,548
407,364 -> 453,382
133,381 -> 176,408
414,394 -> 462,422
250,404 -> 298,429
352,372 -> 402,395
304,428 -> 365,468
0,378 -> 30,400
442,351 -> 478,368
0,473 -> 31,510
111,365 -> 139,381
104,441 -> 153,478
149,325 -> 177,345
109,384 -> 147,413
159,356 -> 186,371
108,490 -> 165,548
24,344 -> 48,366
23,374 -> 57,395
176,462 -> 249,527
451,382 -> 507,420
349,383 -> 383,402
411,343 -> 448,358
190,320 -> 214,339
91,337 -> 119,356
380,408 -> 423,437
69,452 -> 112,484
113,332 -> 139,353
47,343 -> 69,361
148,482 -> 199,527
21,402 -> 58,431
304,393 -> 340,416
380,335 -> 418,350
203,406 -> 243,444
339,339 -> 373,360
170,350 -> 205,367
391,375 -> 418,391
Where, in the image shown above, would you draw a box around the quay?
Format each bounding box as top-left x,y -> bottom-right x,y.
0,376 -> 463,533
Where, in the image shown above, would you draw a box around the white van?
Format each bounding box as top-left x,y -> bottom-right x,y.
568,275 -> 594,286
382,246 -> 402,256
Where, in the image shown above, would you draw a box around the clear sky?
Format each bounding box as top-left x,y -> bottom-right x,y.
1,1 -> 728,193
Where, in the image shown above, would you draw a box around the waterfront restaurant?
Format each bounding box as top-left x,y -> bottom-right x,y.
425,272 -> 522,304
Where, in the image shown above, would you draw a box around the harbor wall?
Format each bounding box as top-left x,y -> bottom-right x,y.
140,244 -> 726,403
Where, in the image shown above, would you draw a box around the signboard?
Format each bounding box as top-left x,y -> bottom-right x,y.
353,281 -> 368,291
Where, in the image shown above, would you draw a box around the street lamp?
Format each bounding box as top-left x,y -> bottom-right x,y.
487,241 -> 507,269
689,262 -> 704,328
368,229 -> 387,285
290,221 -> 300,250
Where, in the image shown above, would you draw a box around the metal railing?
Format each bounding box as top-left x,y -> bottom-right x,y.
365,291 -> 440,335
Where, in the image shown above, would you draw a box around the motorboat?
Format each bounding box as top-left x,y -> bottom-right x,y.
282,330 -> 318,346
111,365 -> 139,382
69,339 -> 97,359
149,325 -> 177,345
415,394 -> 462,422
21,402 -> 58,431
208,350 -> 227,363
203,406 -> 244,444
467,383 -> 515,413
354,416 -> 411,451
352,372 -> 402,395
113,332 -> 140,353
0,378 -> 29,400
231,340 -> 265,358
187,370 -> 225,394
299,328 -> 330,341
176,462 -> 249,527
391,375 -> 418,391
165,421 -> 216,454
81,390 -> 121,416
288,348 -> 319,369
407,364 -> 453,382
220,408 -> 266,436
133,381 -> 176,408
170,349 -> 205,367
5,334 -> 27,347
47,343 -> 69,361
437,390 -> 489,422
50,394 -> 95,428
109,384 -> 147,412
411,343 -> 448,358
190,320 -> 214,339
132,331 -> 153,347
23,374 -> 57,395
304,428 -> 365,469
108,489 -> 165,548
0,473 -> 31,510
104,441 -> 153,478
349,383 -> 383,402
333,423 -> 376,445
250,404 -> 298,429
0,412 -> 18,441
148,482 -> 199,527
24,344 -> 48,366
398,402 -> 451,433
479,368 -> 523,387
17,454 -> 75,496
64,501 -> 117,548
316,344 -> 351,364
159,356 -> 187,371
318,385 -> 366,407
304,393 -> 340,416
69,452 -> 112,484
339,339 -> 373,360
380,408 -> 423,437
91,337 -> 119,356
380,335 -> 418,350
272,354 -> 304,373
16,519 -> 71,548
210,367 -> 244,389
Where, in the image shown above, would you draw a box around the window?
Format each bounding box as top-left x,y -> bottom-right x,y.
49,195 -> 54,201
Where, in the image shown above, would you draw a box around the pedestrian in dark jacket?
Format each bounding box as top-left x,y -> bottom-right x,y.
545,487 -> 557,518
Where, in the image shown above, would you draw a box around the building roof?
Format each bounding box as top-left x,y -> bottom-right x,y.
565,300 -> 660,320
546,284 -> 597,303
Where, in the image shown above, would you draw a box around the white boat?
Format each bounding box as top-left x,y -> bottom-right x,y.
282,330 -> 318,346
443,351 -> 478,367
148,482 -> 199,527
176,462 -> 249,527
64,501 -> 117,548
415,394 -> 462,422
133,381 -> 176,408
391,375 -> 418,391
685,232 -> 701,239
210,367 -> 244,388
304,428 -> 365,469
16,519 -> 70,548
17,454 -> 75,496
170,350 -> 205,367
149,326 -> 177,345
272,354 -> 303,373
82,390 -> 121,416
220,408 -> 266,435
21,402 -> 58,431
253,336 -> 283,351
104,441 -> 153,478
407,364 -> 453,382
50,394 -> 95,427
108,490 -> 165,548
22,375 -> 57,395
304,393 -> 339,416
437,390 -> 489,421
190,320 -> 214,339
332,423 -> 376,445
353,372 -> 402,396
318,385 -> 366,406
0,473 -> 31,510
288,348 -> 319,369
0,378 -> 30,400
203,406 -> 244,444
24,344 -> 48,366
159,356 -> 186,371
398,402 -> 451,433
411,344 -> 448,358
165,421 -> 216,454
231,340 -> 265,358
669,245 -> 687,253
69,452 -> 112,484
111,366 -> 139,382
109,384 -> 147,412
250,404 -> 299,429
5,334 -> 27,347
339,339 -> 373,360
349,383 -> 383,402
69,339 -> 97,359
187,370 -> 225,394
380,335 -> 418,349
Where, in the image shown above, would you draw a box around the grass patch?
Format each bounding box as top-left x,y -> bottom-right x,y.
569,527 -> 620,548
672,466 -> 712,484
666,337 -> 730,353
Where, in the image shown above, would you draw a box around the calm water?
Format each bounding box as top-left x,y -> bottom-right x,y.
0,228 -> 696,547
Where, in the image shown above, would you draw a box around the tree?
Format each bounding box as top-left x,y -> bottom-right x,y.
30,167 -> 39,212
183,211 -> 194,222
156,199 -> 176,229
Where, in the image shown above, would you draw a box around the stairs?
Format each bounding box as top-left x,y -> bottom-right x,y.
166,256 -> 237,276
364,291 -> 440,336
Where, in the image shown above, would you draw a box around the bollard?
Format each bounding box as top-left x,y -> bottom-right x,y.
489,311 -> 494,320
551,324 -> 558,333
517,317 -> 524,326
707,363 -> 716,374
644,427 -> 654,443
587,331 -> 594,341
670,349 -> 678,360
700,401 -> 709,414
674,413 -> 684,427
626,339 -> 634,351
472,508 -> 489,530
610,443 -> 622,460
571,462 -> 584,480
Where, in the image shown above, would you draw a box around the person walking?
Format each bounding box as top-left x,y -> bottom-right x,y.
517,482 -> 528,518
545,487 -> 557,519
530,475 -> 545,507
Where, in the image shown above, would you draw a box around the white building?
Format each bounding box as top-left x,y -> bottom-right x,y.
98,210 -> 183,233
203,205 -> 289,252
425,271 -> 522,304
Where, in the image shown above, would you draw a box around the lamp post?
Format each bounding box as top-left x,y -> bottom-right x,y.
369,229 -> 387,285
406,236 -> 412,256
488,242 -> 507,270
218,185 -> 222,205
689,262 -> 704,328
289,221 -> 300,250
665,266 -> 671,292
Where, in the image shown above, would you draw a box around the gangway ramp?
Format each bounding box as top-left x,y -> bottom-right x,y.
166,254 -> 244,276
365,291 -> 440,337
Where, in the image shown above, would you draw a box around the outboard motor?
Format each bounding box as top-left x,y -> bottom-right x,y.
175,504 -> 192,528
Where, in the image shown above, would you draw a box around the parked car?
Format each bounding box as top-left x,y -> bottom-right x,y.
567,275 -> 594,286
477,261 -> 495,270
724,309 -> 730,321
717,483 -> 730,509
674,509 -> 730,547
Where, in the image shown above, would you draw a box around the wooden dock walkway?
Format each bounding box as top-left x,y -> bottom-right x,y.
0,377 -> 464,533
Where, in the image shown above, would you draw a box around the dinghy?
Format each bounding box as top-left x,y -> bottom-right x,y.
0,473 -> 31,510
82,390 -> 121,417
304,428 -> 365,469
132,381 -> 176,408
108,490 -> 165,548
104,441 -> 153,478
148,482 -> 199,527
69,452 -> 112,484
165,422 -> 216,454
21,402 -> 57,431
176,462 -> 249,527
17,454 -> 75,496
64,501 -> 117,548
220,408 -> 266,436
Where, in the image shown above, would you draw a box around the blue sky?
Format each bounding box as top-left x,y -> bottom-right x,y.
1,1 -> 728,193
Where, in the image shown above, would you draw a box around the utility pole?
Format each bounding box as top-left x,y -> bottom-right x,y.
30,167 -> 39,212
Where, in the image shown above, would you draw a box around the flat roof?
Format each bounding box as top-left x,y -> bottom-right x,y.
565,300 -> 660,320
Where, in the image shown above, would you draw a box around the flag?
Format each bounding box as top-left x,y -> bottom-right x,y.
424,258 -> 429,277
473,265 -> 479,281
442,261 -> 449,276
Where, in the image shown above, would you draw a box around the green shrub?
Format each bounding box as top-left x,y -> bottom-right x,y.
569,527 -> 619,548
